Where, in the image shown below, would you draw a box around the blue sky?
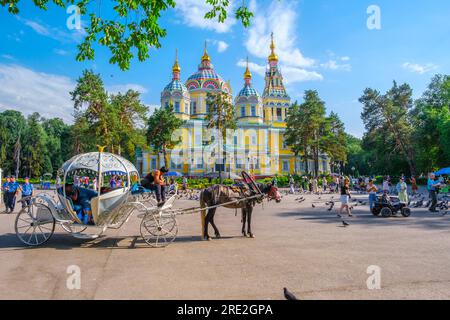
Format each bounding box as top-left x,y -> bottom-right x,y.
1,0 -> 449,137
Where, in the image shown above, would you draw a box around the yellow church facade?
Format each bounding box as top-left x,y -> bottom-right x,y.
138,36 -> 330,177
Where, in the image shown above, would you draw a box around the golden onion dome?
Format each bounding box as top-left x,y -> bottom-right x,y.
172,49 -> 181,73
201,41 -> 210,62
244,57 -> 252,79
268,32 -> 279,62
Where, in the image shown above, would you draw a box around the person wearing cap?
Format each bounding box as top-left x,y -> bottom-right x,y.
6,176 -> 19,213
396,177 -> 408,203
20,177 -> 34,208
2,176 -> 11,212
153,166 -> 168,206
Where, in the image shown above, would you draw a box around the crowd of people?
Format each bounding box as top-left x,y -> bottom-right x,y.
1,176 -> 34,213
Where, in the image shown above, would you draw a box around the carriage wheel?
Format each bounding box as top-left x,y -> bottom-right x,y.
15,202 -> 55,246
140,213 -> 178,248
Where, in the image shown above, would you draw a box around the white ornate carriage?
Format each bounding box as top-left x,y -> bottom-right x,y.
14,151 -> 178,248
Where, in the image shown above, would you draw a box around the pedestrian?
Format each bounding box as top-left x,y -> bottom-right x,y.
322,177 -> 328,192
289,175 -> 295,194
427,173 -> 440,212
272,175 -> 278,187
110,175 -> 117,189
6,176 -> 19,213
396,177 -> 408,204
312,177 -> 318,194
338,178 -> 353,217
366,179 -> 378,211
55,175 -> 61,189
409,176 -> 418,195
20,177 -> 34,208
2,176 -> 11,212
153,166 -> 169,206
382,177 -> 390,194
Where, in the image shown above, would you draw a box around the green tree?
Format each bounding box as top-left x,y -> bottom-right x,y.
70,69 -> 116,151
411,74 -> 450,172
206,92 -> 236,183
22,113 -> 48,178
0,110 -> 26,175
146,105 -> 184,169
360,81 -> 417,175
110,89 -> 148,161
1,0 -> 253,70
321,112 -> 348,171
285,101 -> 310,174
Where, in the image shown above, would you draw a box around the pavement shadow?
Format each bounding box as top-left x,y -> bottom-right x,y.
277,207 -> 450,231
0,232 -> 237,251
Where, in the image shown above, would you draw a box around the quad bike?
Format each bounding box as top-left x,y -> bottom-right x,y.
371,195 -> 411,218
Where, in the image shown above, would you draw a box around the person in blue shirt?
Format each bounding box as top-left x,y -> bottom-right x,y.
66,184 -> 98,225
20,177 -> 34,208
6,176 -> 19,213
427,173 -> 441,212
2,176 -> 10,212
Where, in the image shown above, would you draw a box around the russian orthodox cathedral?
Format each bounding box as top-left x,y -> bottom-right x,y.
138,34 -> 330,177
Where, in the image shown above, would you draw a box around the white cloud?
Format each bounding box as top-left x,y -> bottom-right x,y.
245,0 -> 315,68
54,49 -> 69,56
207,39 -> 229,53
341,56 -> 350,62
1,54 -> 15,60
0,64 -> 75,122
217,41 -> 229,53
0,64 -> 150,123
175,0 -> 236,33
242,0 -> 322,84
282,66 -> 323,84
17,16 -> 86,43
107,84 -> 148,95
402,62 -> 438,74
236,59 -> 266,77
320,59 -> 352,72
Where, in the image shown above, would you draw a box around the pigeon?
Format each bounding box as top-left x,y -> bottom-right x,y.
424,200 -> 431,208
312,204 -> 316,208
283,287 -> 298,300
328,202 -> 335,211
342,221 -> 350,227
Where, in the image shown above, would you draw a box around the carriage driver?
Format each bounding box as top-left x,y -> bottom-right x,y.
66,184 -> 98,225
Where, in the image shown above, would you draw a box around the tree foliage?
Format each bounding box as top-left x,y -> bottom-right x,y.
146,104 -> 184,169
205,91 -> 236,183
1,0 -> 254,70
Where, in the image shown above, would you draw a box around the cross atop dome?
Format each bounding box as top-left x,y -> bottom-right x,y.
244,56 -> 252,83
201,41 -> 211,63
268,32 -> 279,64
172,49 -> 181,80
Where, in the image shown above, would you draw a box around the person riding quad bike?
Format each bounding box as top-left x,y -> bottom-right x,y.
371,191 -> 411,218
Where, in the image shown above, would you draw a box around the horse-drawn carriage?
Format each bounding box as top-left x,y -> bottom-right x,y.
14,150 -> 281,248
15,151 -> 178,248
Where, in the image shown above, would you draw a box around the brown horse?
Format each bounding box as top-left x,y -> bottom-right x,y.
199,182 -> 281,240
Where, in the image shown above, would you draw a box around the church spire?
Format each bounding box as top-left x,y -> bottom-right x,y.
244,56 -> 252,84
172,49 -> 181,80
201,41 -> 210,62
268,32 -> 279,63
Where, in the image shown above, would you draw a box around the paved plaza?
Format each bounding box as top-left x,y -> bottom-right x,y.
0,190 -> 449,300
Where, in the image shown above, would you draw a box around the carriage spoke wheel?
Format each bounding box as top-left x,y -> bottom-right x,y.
140,213 -> 178,248
15,203 -> 55,246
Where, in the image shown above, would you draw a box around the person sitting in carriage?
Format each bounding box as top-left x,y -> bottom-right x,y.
65,184 -> 98,225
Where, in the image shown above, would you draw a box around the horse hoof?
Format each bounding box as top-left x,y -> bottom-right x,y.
215,234 -> 221,239
249,233 -> 255,238
242,232 -> 247,237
